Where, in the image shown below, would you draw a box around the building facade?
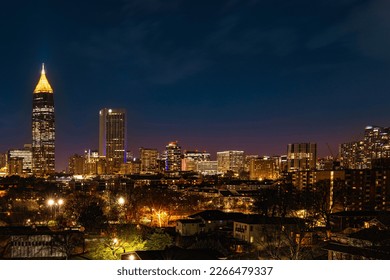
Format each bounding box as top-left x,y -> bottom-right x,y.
7,158 -> 23,176
164,141 -> 182,172
287,143 -> 317,171
84,150 -> 106,175
217,150 -> 244,175
182,151 -> 211,171
0,153 -> 6,169
32,64 -> 55,176
139,148 -> 159,174
8,144 -> 32,175
196,161 -> 218,175
249,156 -> 278,180
68,154 -> 85,175
340,126 -> 390,169
99,108 -> 127,173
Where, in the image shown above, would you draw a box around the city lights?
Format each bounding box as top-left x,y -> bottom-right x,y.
1,0 -> 390,266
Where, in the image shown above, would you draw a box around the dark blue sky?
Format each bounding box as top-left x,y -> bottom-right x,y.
1,0 -> 390,171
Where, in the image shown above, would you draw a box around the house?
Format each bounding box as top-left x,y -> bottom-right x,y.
187,210 -> 245,233
0,226 -> 84,259
326,227 -> 390,260
175,219 -> 204,236
233,215 -> 305,245
330,211 -> 390,232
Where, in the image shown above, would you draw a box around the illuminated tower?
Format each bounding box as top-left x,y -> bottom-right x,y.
32,64 -> 55,176
164,141 -> 182,172
99,108 -> 127,173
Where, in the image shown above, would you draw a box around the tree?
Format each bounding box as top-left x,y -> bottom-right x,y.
78,202 -> 107,232
251,184 -> 297,217
87,225 -> 146,260
253,218 -> 316,260
50,231 -> 85,260
145,230 -> 173,250
298,179 -> 345,231
62,192 -> 106,226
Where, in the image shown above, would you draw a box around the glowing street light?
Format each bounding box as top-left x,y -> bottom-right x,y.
118,197 -> 125,206
47,199 -> 55,207
46,198 -> 65,220
153,209 -> 167,227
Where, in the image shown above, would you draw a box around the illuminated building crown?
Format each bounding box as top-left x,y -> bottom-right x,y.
33,63 -> 53,93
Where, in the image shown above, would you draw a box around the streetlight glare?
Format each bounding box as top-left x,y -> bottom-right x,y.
118,197 -> 125,205
47,199 -> 55,206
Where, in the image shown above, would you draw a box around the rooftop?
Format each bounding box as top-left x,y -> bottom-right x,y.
33,64 -> 53,94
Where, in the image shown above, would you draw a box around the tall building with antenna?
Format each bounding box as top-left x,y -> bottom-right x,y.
32,64 -> 55,176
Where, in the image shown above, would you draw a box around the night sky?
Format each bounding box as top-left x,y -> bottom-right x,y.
1,0 -> 390,171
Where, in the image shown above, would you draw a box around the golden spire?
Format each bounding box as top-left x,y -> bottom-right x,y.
33,63 -> 53,93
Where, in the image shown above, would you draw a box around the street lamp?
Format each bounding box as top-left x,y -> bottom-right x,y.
46,198 -> 65,220
118,197 -> 125,206
117,197 -> 126,223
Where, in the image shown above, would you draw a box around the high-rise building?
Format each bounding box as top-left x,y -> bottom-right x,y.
182,151 -> 211,171
217,150 -> 245,175
7,157 -> 23,176
99,108 -> 127,173
249,156 -> 278,180
120,159 -> 141,175
344,169 -> 390,211
287,143 -> 317,171
340,126 -> 390,169
8,144 -> 32,175
196,161 -> 218,175
84,149 -> 106,175
32,64 -> 55,176
273,155 -> 288,174
165,141 -> 182,172
68,154 -> 85,175
140,148 -> 159,174
0,152 -> 7,169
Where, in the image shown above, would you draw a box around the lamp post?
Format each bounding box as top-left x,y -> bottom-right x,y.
47,198 -> 65,221
118,197 -> 126,223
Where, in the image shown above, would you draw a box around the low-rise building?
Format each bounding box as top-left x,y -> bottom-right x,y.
175,219 -> 204,236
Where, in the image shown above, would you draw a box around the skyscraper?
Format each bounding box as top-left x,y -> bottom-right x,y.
32,64 -> 55,176
164,141 -> 182,172
99,108 -> 127,173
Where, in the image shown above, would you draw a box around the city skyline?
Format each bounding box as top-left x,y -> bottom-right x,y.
2,1 -> 390,171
